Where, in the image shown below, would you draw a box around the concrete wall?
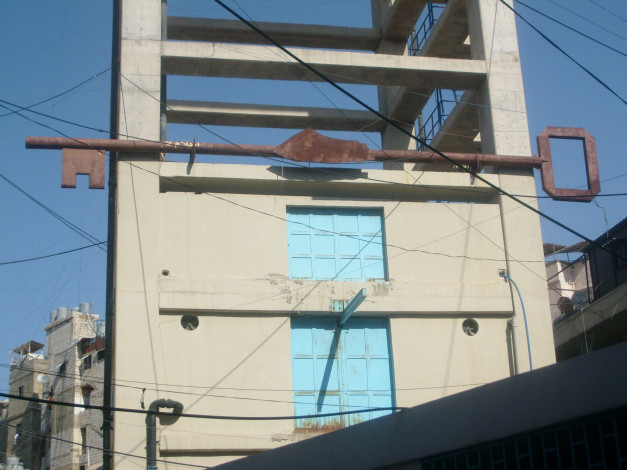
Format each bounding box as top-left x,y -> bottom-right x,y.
111,0 -> 554,467
45,310 -> 101,470
5,355 -> 47,461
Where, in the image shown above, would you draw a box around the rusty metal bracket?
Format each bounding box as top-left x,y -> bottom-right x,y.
537,127 -> 600,202
189,138 -> 197,167
61,148 -> 105,189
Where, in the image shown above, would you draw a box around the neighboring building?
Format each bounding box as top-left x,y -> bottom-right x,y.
4,340 -> 48,469
553,217 -> 627,361
43,303 -> 104,470
108,0 -> 555,467
0,401 -> 9,462
544,242 -> 592,324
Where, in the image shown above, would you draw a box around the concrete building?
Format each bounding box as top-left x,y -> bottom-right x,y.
544,242 -> 592,325
4,340 -> 48,470
109,0 -> 554,467
43,303 -> 104,470
553,217 -> 627,361
0,401 -> 8,462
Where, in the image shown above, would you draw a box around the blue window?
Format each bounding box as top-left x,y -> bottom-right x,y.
286,208 -> 386,281
291,317 -> 395,430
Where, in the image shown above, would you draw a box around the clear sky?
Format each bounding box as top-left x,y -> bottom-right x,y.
0,0 -> 625,389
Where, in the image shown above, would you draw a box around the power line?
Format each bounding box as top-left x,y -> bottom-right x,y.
0,67 -> 111,119
0,171 -> 106,251
0,420 -> 209,469
588,0 -> 627,26
550,0 -> 627,42
211,0 -> 623,263
501,0 -> 627,106
514,0 -> 627,57
0,392 -> 405,421
0,241 -> 106,266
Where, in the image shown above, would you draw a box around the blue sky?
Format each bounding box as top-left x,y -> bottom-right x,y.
0,0 -> 625,388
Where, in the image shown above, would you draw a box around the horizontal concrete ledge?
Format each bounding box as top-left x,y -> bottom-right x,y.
168,17 -> 380,51
159,174 -> 497,204
162,42 -> 486,89
156,278 -> 512,314
157,162 -> 499,202
213,342 -> 627,470
166,100 -> 385,131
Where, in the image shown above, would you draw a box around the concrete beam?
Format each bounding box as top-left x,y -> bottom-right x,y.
384,0 -> 471,124
376,0 -> 430,41
430,90 -> 481,153
162,42 -> 486,90
168,17 -> 380,51
420,0 -> 471,59
166,100 -> 384,131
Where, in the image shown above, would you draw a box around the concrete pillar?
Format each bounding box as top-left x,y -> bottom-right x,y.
467,0 -> 555,371
114,0 -> 165,464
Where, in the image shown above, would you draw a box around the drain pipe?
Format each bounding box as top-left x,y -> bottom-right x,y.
500,272 -> 533,371
146,399 -> 183,469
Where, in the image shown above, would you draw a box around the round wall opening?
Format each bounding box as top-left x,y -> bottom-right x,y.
462,318 -> 479,336
181,315 -> 199,331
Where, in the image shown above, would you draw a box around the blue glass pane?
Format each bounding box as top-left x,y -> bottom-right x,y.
337,214 -> 359,233
312,233 -> 334,255
290,257 -> 312,279
313,257 -> 337,279
289,233 -> 311,254
287,208 -> 386,281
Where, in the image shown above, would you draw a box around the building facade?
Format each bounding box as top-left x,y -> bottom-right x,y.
4,341 -> 48,469
43,303 -> 104,470
553,218 -> 627,361
110,0 -> 555,467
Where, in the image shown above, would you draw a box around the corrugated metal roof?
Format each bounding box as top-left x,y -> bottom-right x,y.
12,339 -> 44,355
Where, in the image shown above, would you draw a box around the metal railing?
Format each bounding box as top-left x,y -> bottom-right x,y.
409,2 -> 461,148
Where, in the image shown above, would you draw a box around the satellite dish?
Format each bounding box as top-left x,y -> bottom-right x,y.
557,296 -> 575,314
37,374 -> 49,384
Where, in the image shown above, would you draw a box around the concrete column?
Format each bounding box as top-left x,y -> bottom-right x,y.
467,0 -> 555,371
114,0 -> 165,464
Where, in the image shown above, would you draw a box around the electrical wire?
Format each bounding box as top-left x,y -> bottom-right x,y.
0,420 -> 209,469
210,0 -> 624,263
551,0 -> 627,42
0,67 -> 111,119
0,392 -> 405,421
500,0 -> 627,106
1,362 -> 485,397
0,242 -> 106,266
513,0 -> 627,58
0,171 -> 106,251
588,0 -> 627,26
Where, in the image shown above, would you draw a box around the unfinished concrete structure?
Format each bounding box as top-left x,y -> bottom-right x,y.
109,0 -> 554,466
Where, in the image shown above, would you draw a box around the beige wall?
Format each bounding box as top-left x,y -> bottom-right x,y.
6,355 -> 47,459
112,0 -> 555,466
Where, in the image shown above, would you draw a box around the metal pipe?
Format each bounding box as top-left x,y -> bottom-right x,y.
102,0 -> 120,468
146,399 -> 184,469
508,318 -> 520,376
25,136 -> 545,168
501,273 -> 533,371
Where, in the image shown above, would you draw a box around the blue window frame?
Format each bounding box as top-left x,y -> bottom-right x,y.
291,317 -> 395,430
286,207 -> 386,281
